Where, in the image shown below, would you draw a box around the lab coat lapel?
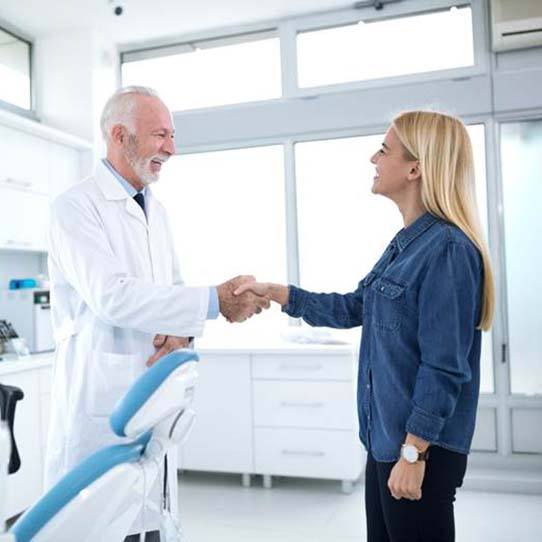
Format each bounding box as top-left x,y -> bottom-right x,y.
145,189 -> 169,284
94,162 -> 148,228
124,198 -> 148,228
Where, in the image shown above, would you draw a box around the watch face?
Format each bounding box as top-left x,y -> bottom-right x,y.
402,445 -> 418,463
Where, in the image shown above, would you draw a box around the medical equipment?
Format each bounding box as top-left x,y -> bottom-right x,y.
6,349 -> 199,542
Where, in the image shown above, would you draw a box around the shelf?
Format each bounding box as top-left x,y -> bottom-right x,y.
0,109 -> 93,151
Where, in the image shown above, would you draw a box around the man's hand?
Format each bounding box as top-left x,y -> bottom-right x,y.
387,458 -> 425,501
216,275 -> 271,322
146,334 -> 190,367
234,282 -> 289,306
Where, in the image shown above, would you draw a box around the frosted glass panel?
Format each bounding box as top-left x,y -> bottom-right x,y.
296,135 -> 402,293
122,37 -> 281,111
295,126 -> 493,391
152,145 -> 287,343
297,6 -> 473,88
501,120 -> 542,395
468,124 -> 494,394
0,28 -> 31,110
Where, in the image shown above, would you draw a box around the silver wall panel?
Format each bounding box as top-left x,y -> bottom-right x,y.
173,75 -> 492,149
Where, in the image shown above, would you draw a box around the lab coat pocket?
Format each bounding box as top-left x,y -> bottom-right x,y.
86,351 -> 139,418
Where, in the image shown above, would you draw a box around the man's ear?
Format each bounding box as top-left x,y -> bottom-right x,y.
408,161 -> 421,182
110,124 -> 125,146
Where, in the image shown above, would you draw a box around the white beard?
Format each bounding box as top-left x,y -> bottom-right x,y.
125,136 -> 165,186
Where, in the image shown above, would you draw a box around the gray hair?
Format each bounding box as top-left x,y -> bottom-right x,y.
100,85 -> 161,141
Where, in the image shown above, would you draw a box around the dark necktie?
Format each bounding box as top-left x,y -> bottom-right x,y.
133,192 -> 146,216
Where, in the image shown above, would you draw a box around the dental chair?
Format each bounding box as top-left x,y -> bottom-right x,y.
5,349 -> 199,542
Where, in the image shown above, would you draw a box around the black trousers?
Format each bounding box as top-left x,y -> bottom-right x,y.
365,446 -> 467,542
124,531 -> 160,542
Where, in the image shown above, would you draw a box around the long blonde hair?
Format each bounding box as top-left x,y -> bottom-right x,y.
392,110 -> 494,330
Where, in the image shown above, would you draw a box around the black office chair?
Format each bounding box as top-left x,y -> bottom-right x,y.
0,383 -> 24,475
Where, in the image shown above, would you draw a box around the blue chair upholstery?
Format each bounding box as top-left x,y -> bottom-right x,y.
10,431 -> 151,542
110,349 -> 199,437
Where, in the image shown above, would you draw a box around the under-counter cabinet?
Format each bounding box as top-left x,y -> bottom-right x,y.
252,350 -> 363,493
179,353 -> 254,486
180,346 -> 364,493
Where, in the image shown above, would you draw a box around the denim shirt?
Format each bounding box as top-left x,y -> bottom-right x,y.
283,212 -> 483,461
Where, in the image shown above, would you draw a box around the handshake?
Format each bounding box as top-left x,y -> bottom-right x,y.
147,277 -> 289,366
216,275 -> 289,323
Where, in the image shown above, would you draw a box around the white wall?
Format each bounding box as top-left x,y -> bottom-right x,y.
34,28 -> 118,150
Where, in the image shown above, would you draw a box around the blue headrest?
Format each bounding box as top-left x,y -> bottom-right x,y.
10,431 -> 151,542
110,349 -> 199,438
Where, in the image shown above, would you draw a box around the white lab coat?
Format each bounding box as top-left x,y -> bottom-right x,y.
45,161 -> 209,534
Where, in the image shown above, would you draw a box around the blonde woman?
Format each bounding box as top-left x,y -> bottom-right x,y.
236,111 -> 494,542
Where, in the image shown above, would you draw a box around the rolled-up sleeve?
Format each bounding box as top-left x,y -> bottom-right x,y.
283,282 -> 364,329
406,239 -> 482,442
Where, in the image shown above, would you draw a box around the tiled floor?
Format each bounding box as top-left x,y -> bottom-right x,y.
177,472 -> 542,541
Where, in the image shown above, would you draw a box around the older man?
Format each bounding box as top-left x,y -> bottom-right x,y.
45,86 -> 268,541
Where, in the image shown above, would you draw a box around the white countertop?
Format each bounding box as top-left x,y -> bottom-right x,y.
0,338 -> 359,377
0,351 -> 55,376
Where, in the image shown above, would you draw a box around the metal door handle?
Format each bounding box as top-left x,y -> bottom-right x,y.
278,364 -> 323,371
281,449 -> 325,457
280,401 -> 324,408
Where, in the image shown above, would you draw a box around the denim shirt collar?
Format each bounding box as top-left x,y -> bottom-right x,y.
394,212 -> 438,252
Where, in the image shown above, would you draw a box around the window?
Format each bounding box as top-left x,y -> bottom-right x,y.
121,31 -> 281,111
294,125 -> 494,392
297,6 -> 474,88
0,26 -> 31,111
501,119 -> 542,396
151,145 -> 287,343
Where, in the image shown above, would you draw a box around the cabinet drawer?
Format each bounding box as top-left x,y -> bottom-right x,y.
254,427 -> 363,480
0,187 -> 50,251
253,380 -> 357,430
252,353 -> 355,381
0,125 -> 50,194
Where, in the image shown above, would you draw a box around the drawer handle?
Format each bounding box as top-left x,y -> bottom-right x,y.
5,240 -> 31,246
280,401 -> 324,409
4,178 -> 33,189
281,449 -> 326,457
278,363 -> 323,372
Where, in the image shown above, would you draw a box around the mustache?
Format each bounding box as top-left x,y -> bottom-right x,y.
149,154 -> 170,163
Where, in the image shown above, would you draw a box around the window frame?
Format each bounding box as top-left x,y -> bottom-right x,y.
0,18 -> 36,119
119,24 -> 284,113
119,0 -> 486,111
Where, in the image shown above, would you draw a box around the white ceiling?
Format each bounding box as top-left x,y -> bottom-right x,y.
0,0 -> 355,46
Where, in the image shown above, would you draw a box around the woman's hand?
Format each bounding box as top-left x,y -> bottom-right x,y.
387,459 -> 426,501
234,282 -> 289,306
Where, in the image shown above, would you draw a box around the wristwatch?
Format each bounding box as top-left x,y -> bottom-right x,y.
401,443 -> 430,463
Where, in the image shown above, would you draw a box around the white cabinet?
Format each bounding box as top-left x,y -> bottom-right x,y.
0,125 -> 50,195
37,366 -> 53,458
180,354 -> 253,474
254,427 -> 363,481
180,347 -> 363,490
0,186 -> 49,251
0,114 -> 90,254
253,380 -> 357,430
252,350 -> 363,491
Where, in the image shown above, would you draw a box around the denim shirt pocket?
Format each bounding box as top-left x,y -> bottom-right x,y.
370,276 -> 407,332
